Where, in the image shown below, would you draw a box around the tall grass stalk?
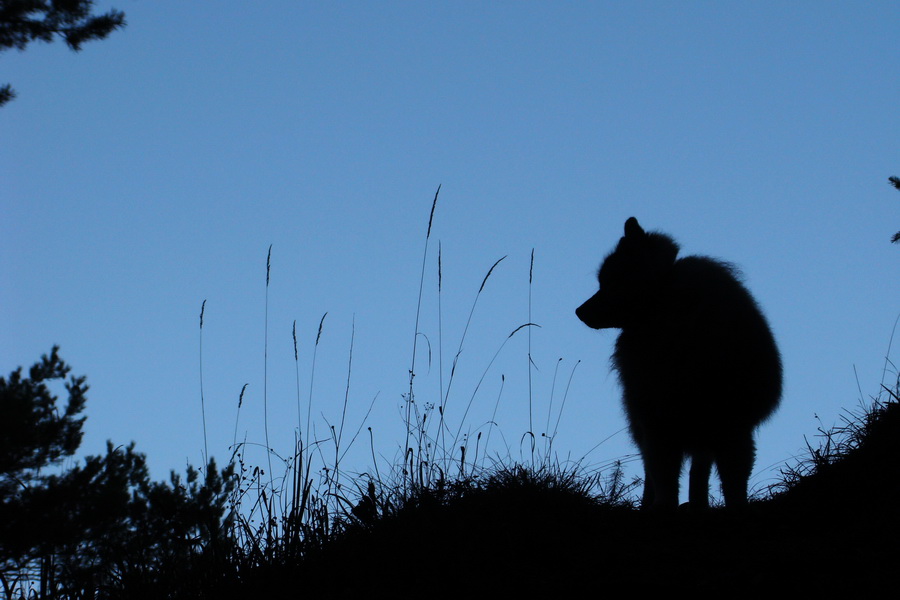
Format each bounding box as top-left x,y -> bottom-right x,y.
263,244 -> 275,498
332,316 -> 355,491
543,358 -> 563,459
298,312 -> 327,532
293,320 -> 301,437
542,359 -> 580,461
288,319 -> 309,555
405,185 -> 440,492
199,299 -> 209,465
435,256 -> 506,460
338,394 -> 379,466
233,383 -> 248,450
275,314 -> 331,562
480,374 -> 505,470
527,249 -> 535,464
308,313 -> 327,447
438,242 -> 445,430
550,360 -> 580,444
451,322 -> 537,456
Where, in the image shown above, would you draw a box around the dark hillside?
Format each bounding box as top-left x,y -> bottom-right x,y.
249,389 -> 900,597
5,350 -> 896,598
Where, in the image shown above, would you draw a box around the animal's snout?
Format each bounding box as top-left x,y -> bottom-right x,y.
576,292 -> 605,329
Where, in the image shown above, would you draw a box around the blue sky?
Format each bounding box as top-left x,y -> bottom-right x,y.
3,1 -> 898,504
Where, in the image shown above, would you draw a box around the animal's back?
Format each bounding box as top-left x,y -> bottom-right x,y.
612,255 -> 782,447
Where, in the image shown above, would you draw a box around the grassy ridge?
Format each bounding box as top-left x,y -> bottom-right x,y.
6,186 -> 898,598
216,188 -> 900,596
237,377 -> 899,596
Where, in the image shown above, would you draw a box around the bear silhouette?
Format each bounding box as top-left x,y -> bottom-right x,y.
576,217 -> 782,509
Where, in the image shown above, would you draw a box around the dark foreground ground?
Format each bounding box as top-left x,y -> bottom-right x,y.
232,400 -> 900,597
238,487 -> 893,596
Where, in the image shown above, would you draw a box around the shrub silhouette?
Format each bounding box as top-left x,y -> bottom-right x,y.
0,348 -> 235,600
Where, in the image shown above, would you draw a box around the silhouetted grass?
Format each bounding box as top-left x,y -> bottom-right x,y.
207,187 -> 600,590
268,369 -> 900,596
183,188 -> 630,596
207,193 -> 900,596
8,189 -> 899,598
767,355 -> 900,512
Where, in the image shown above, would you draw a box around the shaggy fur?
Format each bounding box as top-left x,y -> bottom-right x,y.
576,217 -> 782,509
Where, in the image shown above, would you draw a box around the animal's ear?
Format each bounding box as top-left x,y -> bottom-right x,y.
624,217 -> 645,238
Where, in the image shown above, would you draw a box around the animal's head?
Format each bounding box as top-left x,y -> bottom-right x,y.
576,217 -> 680,329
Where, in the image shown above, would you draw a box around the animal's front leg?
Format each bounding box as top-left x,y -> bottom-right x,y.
640,443 -> 683,510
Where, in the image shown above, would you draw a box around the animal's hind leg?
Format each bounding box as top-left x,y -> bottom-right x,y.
716,431 -> 756,508
688,451 -> 713,509
640,463 -> 655,507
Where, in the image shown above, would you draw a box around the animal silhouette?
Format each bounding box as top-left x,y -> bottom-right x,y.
576,217 -> 782,509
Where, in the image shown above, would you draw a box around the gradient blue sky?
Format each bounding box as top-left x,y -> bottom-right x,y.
3,2 -> 898,503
